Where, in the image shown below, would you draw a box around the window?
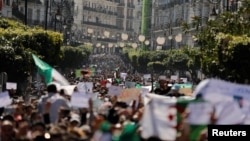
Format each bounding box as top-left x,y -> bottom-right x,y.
5,0 -> 10,6
36,9 -> 40,21
27,8 -> 32,20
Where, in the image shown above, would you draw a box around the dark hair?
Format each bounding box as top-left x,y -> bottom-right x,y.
47,84 -> 57,93
32,122 -> 46,130
2,114 -> 15,122
196,93 -> 203,99
147,136 -> 162,141
59,89 -> 65,95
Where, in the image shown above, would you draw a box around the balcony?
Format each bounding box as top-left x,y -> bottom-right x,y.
117,15 -> 124,19
127,16 -> 134,19
127,3 -> 135,8
96,38 -> 117,43
126,28 -> 134,32
83,6 -> 117,16
82,21 -> 119,29
118,3 -> 125,6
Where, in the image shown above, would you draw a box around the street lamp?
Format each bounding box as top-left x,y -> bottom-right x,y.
145,40 -> 150,46
168,35 -> 173,50
121,33 -> 128,41
156,37 -> 166,51
132,43 -> 138,49
209,7 -> 218,21
56,13 -> 61,21
175,34 -> 182,48
87,28 -> 94,34
120,42 -> 125,48
104,31 -> 110,38
138,35 -> 146,42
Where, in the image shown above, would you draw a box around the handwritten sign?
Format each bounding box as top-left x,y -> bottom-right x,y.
71,92 -> 89,108
108,86 -> 122,96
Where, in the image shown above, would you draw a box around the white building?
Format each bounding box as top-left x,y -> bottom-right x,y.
73,0 -> 141,54
151,0 -> 240,50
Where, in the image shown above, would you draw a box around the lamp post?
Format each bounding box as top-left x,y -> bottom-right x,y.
54,9 -> 61,31
138,35 -> 146,50
168,35 -> 173,50
156,36 -> 166,50
132,43 -> 138,49
144,40 -> 150,46
175,33 -> 182,48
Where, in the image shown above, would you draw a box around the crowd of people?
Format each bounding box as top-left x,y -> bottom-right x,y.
0,54 -> 198,141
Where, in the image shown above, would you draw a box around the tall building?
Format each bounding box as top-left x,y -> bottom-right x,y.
74,0 -> 141,54
151,0 -> 240,50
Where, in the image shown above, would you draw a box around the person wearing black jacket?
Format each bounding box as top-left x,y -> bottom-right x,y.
154,80 -> 171,95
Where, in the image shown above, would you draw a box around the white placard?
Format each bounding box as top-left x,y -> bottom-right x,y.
85,82 -> 93,93
193,79 -> 250,101
77,82 -> 93,94
108,86 -> 122,96
120,73 -> 127,80
159,75 -> 167,80
6,82 -> 17,90
143,74 -> 151,79
0,91 -> 12,107
170,75 -> 178,80
70,92 -> 89,108
180,77 -> 188,83
107,78 -> 112,82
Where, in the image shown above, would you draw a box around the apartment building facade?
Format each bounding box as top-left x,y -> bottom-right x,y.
74,0 -> 141,54
151,0 -> 241,50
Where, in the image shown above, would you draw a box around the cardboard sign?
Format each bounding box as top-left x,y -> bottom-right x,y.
118,88 -> 141,104
179,88 -> 193,96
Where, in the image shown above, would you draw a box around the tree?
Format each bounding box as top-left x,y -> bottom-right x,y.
0,18 -> 62,90
60,45 -> 92,71
194,0 -> 250,83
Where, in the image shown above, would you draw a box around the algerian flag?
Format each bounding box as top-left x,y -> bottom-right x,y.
32,54 -> 69,86
186,99 -> 214,141
141,94 -> 193,141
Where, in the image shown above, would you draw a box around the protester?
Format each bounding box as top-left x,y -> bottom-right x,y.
0,54 -> 210,141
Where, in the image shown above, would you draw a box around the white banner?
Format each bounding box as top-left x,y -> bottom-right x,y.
0,91 -> 12,107
193,79 -> 250,101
